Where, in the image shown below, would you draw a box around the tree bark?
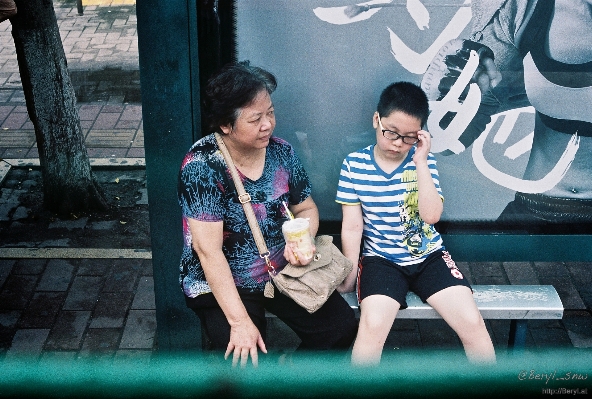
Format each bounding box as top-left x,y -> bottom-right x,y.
10,0 -> 108,217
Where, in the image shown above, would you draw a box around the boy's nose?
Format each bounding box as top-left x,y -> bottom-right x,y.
391,137 -> 404,146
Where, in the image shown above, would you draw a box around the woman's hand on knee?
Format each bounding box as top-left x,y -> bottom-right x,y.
225,320 -> 267,367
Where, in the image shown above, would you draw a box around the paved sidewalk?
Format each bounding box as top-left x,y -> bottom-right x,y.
0,1 -> 155,361
1,0 -> 592,366
0,0 -> 142,160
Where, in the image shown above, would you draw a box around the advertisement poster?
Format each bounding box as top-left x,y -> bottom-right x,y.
236,0 -> 592,229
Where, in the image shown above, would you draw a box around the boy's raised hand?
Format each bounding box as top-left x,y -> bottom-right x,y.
412,130 -> 431,164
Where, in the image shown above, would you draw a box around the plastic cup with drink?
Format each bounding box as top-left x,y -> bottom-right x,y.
281,202 -> 314,263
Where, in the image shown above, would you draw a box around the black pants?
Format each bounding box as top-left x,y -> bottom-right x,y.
187,288 -> 358,351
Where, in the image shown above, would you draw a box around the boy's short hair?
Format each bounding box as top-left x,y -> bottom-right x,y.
376,82 -> 429,127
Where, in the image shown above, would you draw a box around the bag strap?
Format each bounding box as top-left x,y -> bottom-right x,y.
214,133 -> 275,272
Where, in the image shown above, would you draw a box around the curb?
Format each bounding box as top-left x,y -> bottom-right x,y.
0,247 -> 152,259
0,157 -> 145,185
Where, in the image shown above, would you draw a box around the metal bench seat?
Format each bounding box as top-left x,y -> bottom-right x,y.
210,285 -> 563,353
340,285 -> 564,353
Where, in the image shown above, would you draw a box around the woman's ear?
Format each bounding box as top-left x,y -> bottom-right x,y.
220,124 -> 232,135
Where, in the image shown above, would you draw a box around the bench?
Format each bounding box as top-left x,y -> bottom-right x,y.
341,285 -> 564,354
202,285 -> 563,353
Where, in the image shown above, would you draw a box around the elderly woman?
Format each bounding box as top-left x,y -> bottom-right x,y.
178,61 -> 357,367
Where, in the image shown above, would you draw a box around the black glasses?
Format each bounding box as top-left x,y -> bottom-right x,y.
377,114 -> 420,145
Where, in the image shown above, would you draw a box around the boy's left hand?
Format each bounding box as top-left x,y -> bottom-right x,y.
412,130 -> 431,164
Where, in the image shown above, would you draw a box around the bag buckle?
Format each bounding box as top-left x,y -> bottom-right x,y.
238,193 -> 251,204
261,252 -> 276,275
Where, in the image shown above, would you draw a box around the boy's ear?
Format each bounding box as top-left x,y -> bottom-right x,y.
373,112 -> 379,129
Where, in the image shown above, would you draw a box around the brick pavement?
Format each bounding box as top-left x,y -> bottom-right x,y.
0,0 -> 142,160
1,0 -> 592,366
0,258 -> 155,359
0,0 -> 154,361
1,165 -> 154,360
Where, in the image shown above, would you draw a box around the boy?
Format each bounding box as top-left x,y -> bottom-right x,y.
336,82 -> 495,365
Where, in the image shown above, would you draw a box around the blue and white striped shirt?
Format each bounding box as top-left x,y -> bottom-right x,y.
336,145 -> 443,266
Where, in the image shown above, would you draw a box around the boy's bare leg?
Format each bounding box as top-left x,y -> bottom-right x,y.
427,286 -> 496,363
351,295 -> 400,365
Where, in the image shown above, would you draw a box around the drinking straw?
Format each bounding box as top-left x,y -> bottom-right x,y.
282,201 -> 295,220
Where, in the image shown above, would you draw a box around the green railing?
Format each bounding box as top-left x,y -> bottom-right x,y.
1,350 -> 590,398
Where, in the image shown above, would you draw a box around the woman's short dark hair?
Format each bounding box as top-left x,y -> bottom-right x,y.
203,61 -> 277,133
376,82 -> 429,127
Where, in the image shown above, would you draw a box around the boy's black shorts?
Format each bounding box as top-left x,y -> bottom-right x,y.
358,250 -> 471,308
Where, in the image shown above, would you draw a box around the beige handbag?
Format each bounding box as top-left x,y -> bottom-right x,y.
214,133 -> 353,313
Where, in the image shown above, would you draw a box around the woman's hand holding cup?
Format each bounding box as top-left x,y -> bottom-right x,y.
283,240 -> 316,266
282,218 -> 315,266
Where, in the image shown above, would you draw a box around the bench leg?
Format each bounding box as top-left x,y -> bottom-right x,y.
77,0 -> 84,16
508,320 -> 527,354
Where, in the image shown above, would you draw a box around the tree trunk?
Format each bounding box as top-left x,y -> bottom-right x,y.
10,0 -> 108,217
